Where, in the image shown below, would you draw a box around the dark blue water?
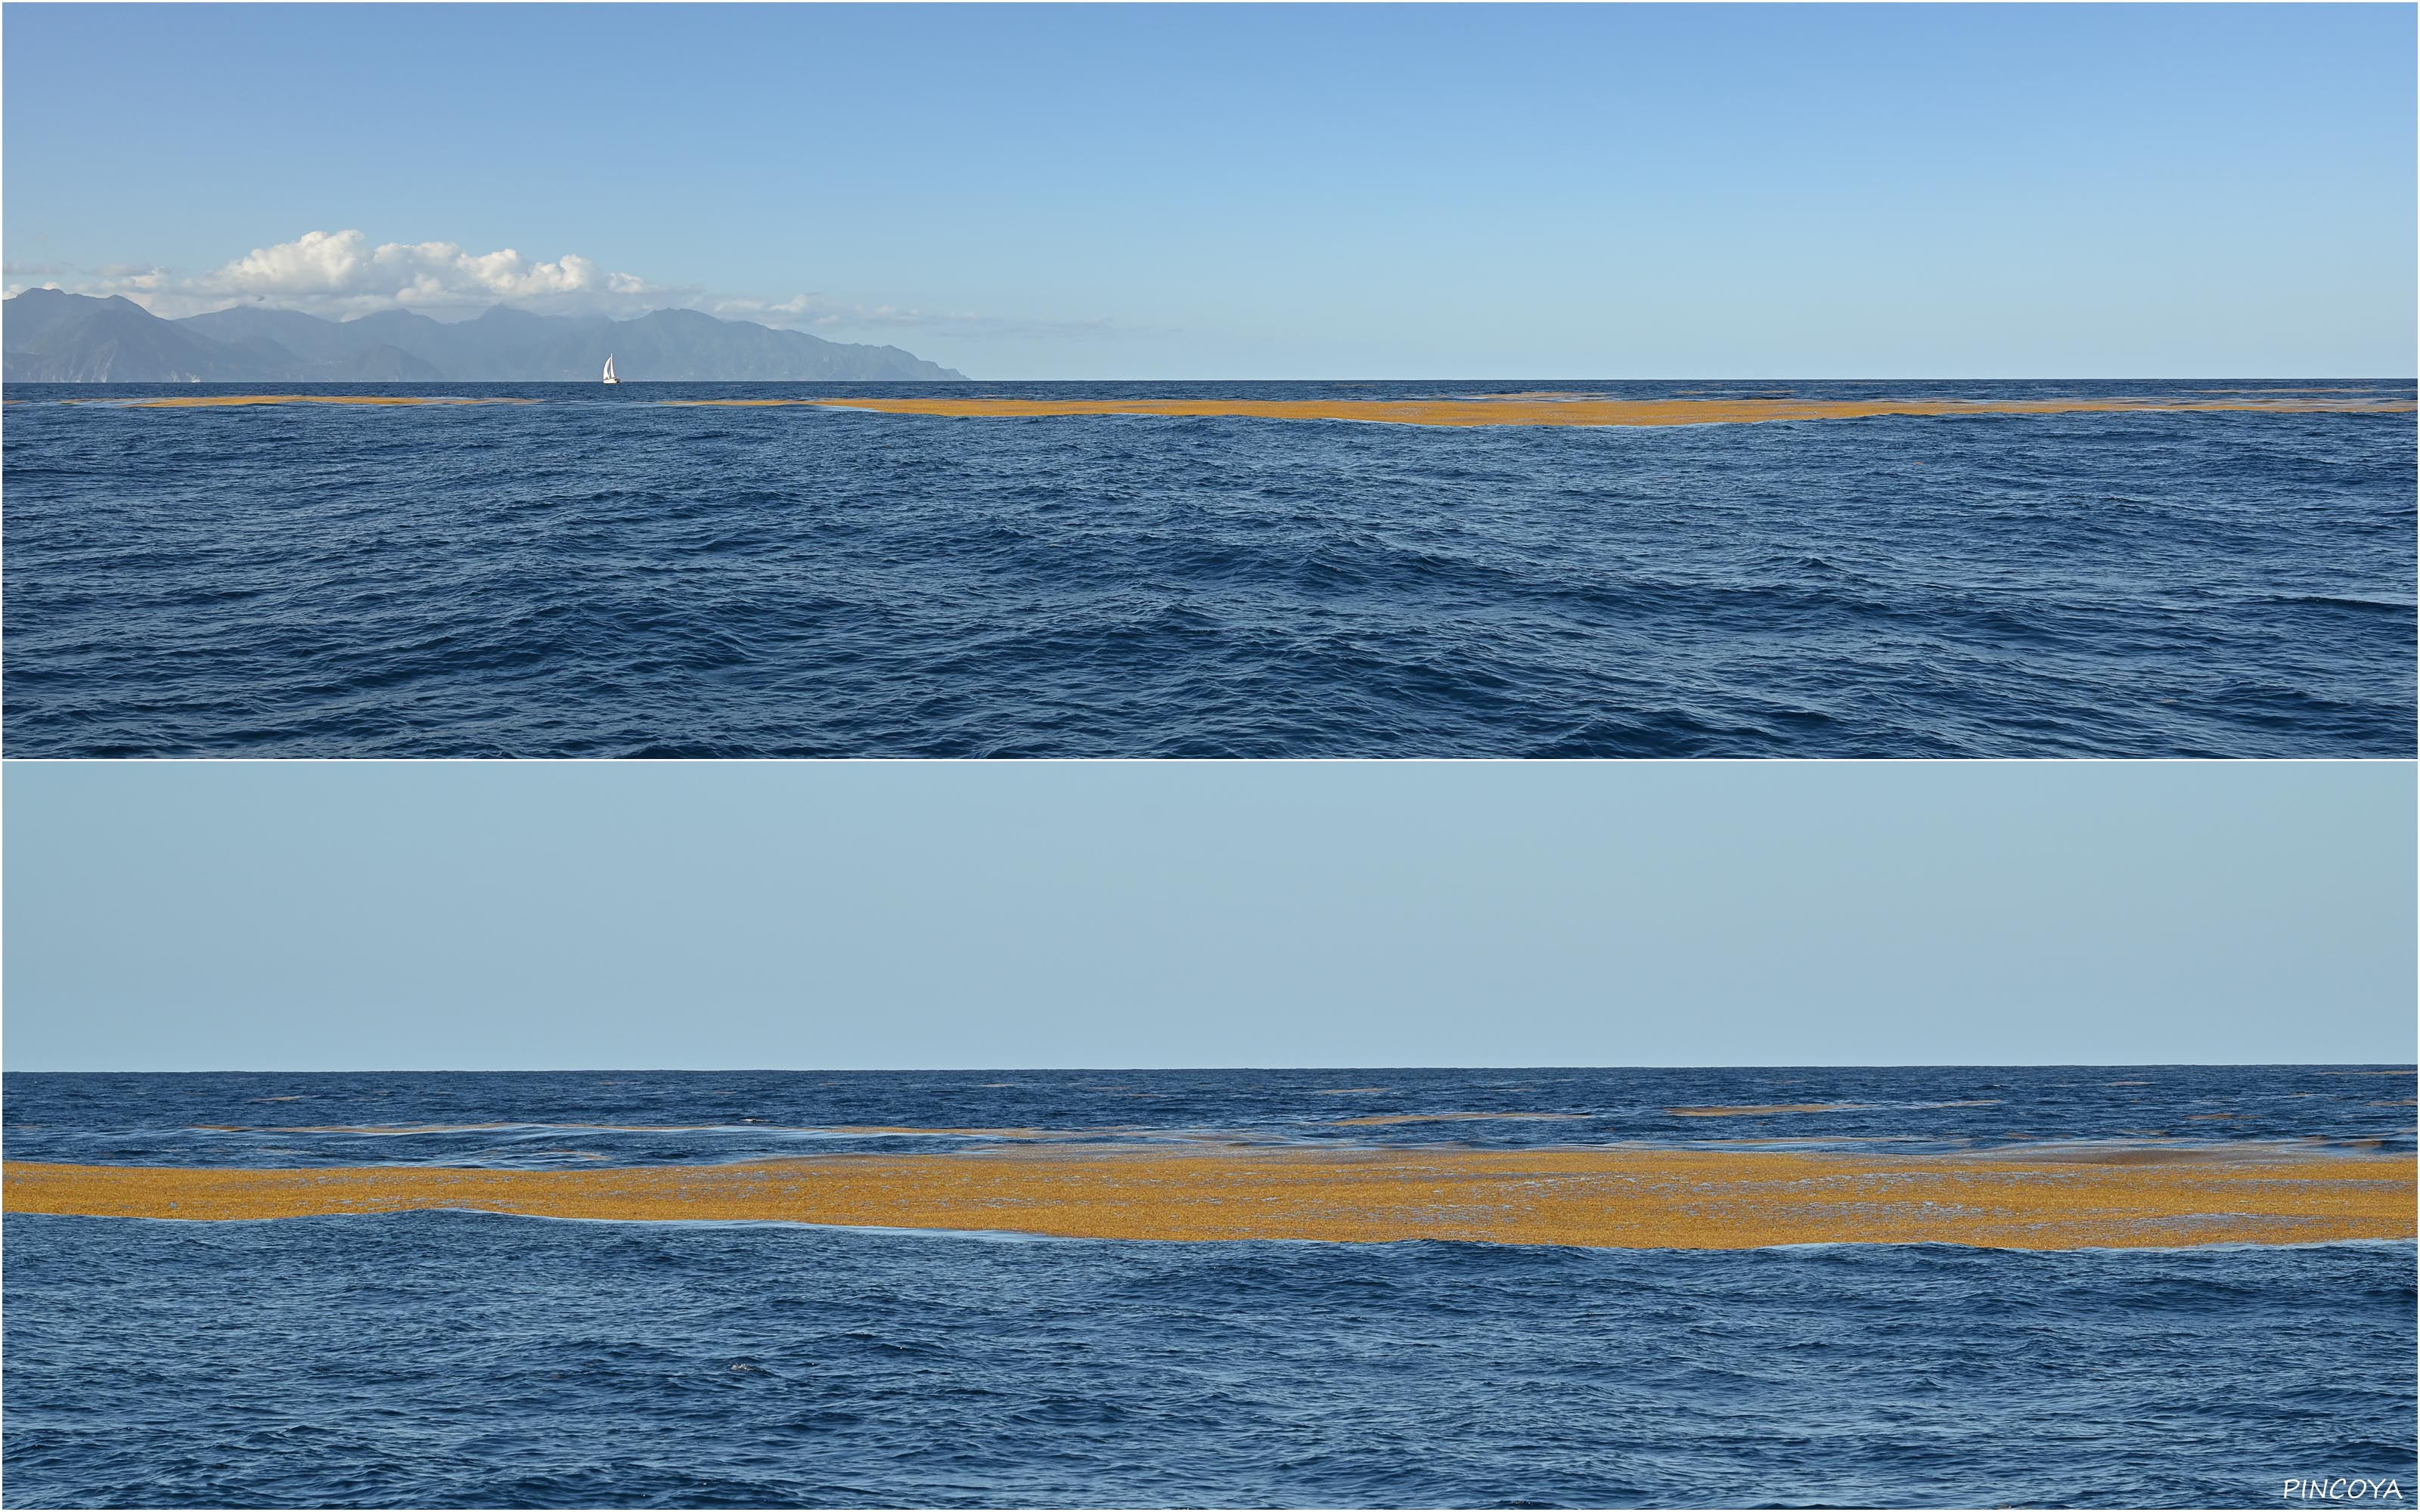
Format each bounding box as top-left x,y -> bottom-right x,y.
8,1214 -> 2411,1510
5,380 -> 2412,757
7,1070 -> 2414,1507
8,1065 -> 2414,1169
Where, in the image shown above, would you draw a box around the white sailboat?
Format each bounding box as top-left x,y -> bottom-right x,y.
601,354 -> 619,386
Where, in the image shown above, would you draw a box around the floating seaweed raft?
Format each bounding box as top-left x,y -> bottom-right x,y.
8,1142 -> 2412,1249
668,392 -> 2420,426
73,391 -> 2418,424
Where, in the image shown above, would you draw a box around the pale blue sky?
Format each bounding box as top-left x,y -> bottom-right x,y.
4,4 -> 2413,377
5,761 -> 2411,1070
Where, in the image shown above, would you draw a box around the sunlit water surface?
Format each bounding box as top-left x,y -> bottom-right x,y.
5,380 -> 2412,755
7,1067 -> 2413,1507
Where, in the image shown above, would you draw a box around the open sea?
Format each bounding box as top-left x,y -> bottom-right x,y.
6,1067 -> 2414,1509
4,380 -> 2413,758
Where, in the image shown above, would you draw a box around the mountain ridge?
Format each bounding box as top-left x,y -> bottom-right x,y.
1,289 -> 966,381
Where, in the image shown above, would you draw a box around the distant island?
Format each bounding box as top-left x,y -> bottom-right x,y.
0,288 -> 966,382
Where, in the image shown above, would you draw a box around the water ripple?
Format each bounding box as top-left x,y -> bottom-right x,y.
5,1213 -> 2411,1507
4,380 -> 2412,756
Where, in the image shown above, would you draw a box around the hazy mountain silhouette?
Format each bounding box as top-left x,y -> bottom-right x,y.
2,289 -> 966,381
2,293 -> 271,382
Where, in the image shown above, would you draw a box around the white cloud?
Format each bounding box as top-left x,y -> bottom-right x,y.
195,230 -> 675,318
5,230 -> 1122,341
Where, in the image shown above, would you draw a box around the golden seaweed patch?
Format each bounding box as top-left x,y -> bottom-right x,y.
1331,1112 -> 1593,1126
113,395 -> 532,409
78,393 -> 2416,426
775,395 -> 2416,429
1666,1104 -> 1870,1117
7,1144 -> 2409,1250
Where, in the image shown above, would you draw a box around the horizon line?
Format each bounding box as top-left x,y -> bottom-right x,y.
8,376 -> 2416,385
9,1061 -> 2413,1076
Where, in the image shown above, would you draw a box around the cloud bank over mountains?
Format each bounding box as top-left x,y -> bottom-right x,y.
4,229 -> 1108,340
209,231 -> 658,316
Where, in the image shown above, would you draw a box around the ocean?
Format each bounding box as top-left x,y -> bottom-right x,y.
4,380 -> 2412,758
6,1067 -> 2414,1509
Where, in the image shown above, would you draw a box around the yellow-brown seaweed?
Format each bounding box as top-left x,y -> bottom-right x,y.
7,1145 -> 2409,1250
1668,1104 -> 1870,1117
673,393 -> 2415,428
68,392 -> 2415,426
108,395 -> 532,408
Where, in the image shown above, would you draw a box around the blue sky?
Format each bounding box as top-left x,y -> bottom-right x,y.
7,761 -> 2410,1070
5,4 -> 2413,377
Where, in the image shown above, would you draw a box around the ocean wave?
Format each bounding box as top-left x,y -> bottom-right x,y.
4,380 -> 2411,756
7,1200 -> 2412,1507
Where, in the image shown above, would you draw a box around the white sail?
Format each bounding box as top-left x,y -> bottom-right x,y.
602,355 -> 619,384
